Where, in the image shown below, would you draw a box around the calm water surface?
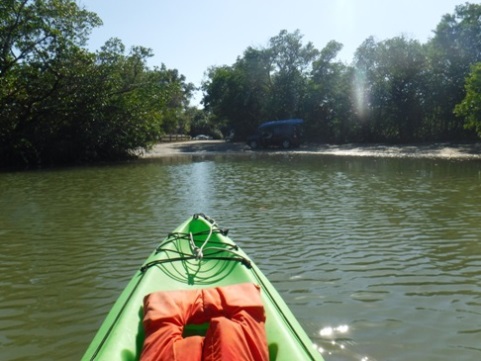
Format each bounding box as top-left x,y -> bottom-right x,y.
1,153 -> 481,361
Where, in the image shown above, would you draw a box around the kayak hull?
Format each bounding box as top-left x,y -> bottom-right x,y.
82,214 -> 323,361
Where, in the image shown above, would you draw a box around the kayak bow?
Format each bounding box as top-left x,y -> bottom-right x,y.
82,214 -> 323,361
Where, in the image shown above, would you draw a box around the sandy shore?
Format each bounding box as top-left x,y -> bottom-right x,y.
142,140 -> 481,160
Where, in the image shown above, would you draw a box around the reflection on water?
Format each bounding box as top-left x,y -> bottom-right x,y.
1,154 -> 481,361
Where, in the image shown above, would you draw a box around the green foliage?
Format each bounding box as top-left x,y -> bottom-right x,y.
202,30 -> 323,140
188,107 -> 223,139
202,4 -> 481,144
454,63 -> 481,137
0,0 -> 193,167
3,2 -> 481,167
202,48 -> 271,139
424,2 -> 481,140
305,40 -> 356,142
267,30 -> 318,119
353,36 -> 427,142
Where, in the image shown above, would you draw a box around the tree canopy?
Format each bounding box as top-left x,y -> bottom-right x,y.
2,1 -> 481,167
1,0 -> 193,167
202,3 -> 481,144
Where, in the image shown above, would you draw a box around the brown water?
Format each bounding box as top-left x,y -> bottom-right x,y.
1,154 -> 481,361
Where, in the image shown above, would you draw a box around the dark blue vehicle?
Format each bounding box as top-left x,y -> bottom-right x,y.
247,119 -> 304,149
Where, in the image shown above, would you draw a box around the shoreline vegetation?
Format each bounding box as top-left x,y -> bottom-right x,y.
142,140 -> 481,160
4,2 -> 481,168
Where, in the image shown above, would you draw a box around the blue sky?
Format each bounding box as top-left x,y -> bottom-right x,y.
79,0 -> 463,100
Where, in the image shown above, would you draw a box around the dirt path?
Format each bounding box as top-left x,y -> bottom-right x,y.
142,140 -> 481,160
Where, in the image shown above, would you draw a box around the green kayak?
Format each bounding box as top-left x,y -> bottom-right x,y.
82,214 -> 324,361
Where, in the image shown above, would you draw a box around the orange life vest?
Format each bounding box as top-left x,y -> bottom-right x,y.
140,283 -> 269,361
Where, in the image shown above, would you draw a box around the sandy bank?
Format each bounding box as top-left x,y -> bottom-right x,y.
142,140 -> 481,160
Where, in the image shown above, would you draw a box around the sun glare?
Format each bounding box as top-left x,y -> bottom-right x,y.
353,68 -> 369,118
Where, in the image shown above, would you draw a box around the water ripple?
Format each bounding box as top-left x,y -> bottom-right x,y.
1,155 -> 481,360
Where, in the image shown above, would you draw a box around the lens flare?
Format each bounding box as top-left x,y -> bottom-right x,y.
353,68 -> 369,118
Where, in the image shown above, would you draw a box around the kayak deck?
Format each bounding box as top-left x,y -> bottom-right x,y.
82,214 -> 323,361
